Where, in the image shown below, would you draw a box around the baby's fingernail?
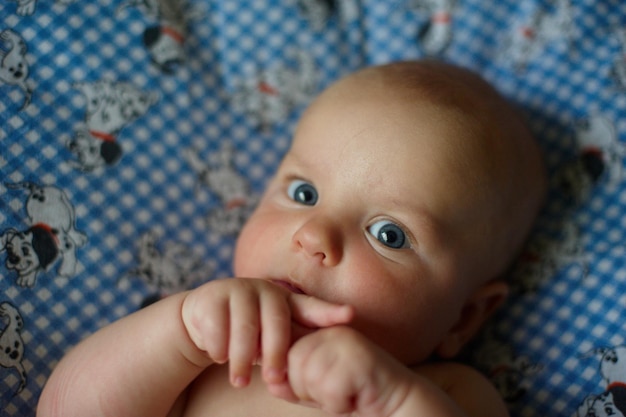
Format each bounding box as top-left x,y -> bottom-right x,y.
233,375 -> 249,388
265,367 -> 285,383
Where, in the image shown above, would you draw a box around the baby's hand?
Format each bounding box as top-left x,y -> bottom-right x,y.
268,326 -> 413,417
181,278 -> 353,388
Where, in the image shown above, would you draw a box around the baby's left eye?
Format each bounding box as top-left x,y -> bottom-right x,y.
367,220 -> 409,249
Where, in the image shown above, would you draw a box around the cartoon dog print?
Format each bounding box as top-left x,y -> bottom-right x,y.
611,29 -> 626,91
556,115 -> 624,205
67,128 -> 123,172
7,0 -> 74,16
120,230 -> 210,294
0,302 -> 26,396
7,0 -> 37,16
577,388 -> 626,417
293,0 -> 358,28
296,0 -> 336,29
577,346 -> 626,417
472,332 -> 543,402
501,0 -> 573,69
184,143 -> 257,235
512,220 -> 590,293
66,79 -> 158,171
0,29 -> 32,110
574,115 -> 624,185
118,0 -> 199,73
582,346 -> 626,388
409,0 -> 455,55
231,50 -> 316,130
1,182 -> 87,287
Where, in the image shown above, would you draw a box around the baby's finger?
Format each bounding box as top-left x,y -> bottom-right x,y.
289,295 -> 354,330
182,292 -> 229,363
266,380 -> 318,409
228,290 -> 260,388
259,290 -> 291,384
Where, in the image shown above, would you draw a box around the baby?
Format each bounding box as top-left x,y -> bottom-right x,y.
37,60 -> 546,417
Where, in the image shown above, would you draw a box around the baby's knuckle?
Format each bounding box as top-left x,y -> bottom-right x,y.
233,318 -> 258,335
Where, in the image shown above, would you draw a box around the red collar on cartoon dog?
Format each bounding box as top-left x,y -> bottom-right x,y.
89,130 -> 116,142
581,146 -> 603,158
432,12 -> 451,24
162,26 -> 184,44
258,81 -> 279,96
608,381 -> 626,391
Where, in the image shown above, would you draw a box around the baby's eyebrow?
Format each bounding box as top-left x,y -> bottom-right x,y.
276,151 -> 323,182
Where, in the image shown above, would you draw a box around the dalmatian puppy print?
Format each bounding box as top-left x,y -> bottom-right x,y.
501,0 -> 573,70
511,221 -> 591,293
184,143 -> 257,236
231,49 -> 316,130
120,230 -> 212,295
296,0 -> 336,29
556,115 -> 624,206
117,0 -> 195,73
472,330 -> 543,403
576,346 -> 626,417
6,0 -> 74,16
0,29 -> 32,110
0,302 -> 26,396
611,29 -> 626,91
66,79 -> 159,171
409,0 -> 455,55
0,182 -> 87,288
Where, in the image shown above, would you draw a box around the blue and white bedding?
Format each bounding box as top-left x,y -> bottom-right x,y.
2,1 -> 626,416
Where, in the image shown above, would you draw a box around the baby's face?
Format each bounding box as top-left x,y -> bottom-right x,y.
234,76 -> 501,364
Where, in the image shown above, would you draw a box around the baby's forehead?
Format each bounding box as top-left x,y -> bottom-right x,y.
295,104 -> 498,208
300,78 -> 503,182
341,62 -> 508,124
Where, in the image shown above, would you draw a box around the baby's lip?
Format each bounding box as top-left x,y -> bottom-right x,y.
268,279 -> 307,295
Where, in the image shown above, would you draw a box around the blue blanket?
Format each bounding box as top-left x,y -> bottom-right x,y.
2,0 -> 625,415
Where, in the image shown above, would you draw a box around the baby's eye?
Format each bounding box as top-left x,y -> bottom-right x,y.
368,220 -> 409,249
287,180 -> 318,206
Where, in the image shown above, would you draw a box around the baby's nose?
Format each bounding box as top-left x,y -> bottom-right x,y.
292,216 -> 343,267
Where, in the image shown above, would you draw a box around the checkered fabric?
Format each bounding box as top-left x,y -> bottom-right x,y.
2,0 -> 626,415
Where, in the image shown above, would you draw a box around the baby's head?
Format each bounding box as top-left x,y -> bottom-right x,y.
234,60 -> 547,365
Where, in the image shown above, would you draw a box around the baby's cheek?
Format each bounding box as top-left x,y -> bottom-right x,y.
233,210 -> 285,276
233,218 -> 263,275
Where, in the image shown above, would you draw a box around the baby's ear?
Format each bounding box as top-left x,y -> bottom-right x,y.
435,280 -> 509,359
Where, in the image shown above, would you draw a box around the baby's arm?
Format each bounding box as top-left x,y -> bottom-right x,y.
269,326 -> 508,417
37,291 -> 212,417
37,278 -> 353,417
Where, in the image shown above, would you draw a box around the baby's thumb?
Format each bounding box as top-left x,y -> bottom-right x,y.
289,295 -> 354,330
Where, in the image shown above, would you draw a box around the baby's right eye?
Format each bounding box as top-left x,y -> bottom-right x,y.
287,180 -> 318,206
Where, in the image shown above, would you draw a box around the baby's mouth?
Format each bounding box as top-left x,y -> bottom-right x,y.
268,279 -> 307,295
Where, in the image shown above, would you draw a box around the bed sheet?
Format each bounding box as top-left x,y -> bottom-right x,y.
2,0 -> 626,416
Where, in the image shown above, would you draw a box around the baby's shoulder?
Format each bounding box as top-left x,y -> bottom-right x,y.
413,361 -> 509,417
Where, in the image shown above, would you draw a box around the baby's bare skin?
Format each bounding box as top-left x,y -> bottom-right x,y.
38,60 -> 546,417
